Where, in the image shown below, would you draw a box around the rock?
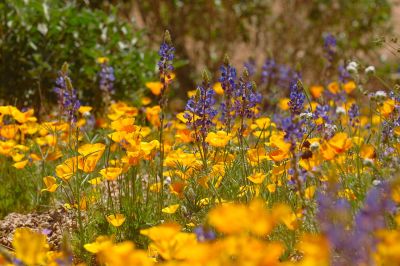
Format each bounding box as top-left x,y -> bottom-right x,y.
0,208 -> 76,250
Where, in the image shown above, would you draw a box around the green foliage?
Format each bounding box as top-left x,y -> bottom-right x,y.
0,0 -> 157,112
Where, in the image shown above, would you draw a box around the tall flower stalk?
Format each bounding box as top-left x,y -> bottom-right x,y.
157,30 -> 175,212
184,70 -> 217,169
219,55 -> 237,132
235,69 -> 261,177
98,57 -> 115,109
54,62 -> 80,126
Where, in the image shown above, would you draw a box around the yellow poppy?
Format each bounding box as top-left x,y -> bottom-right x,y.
106,214 -> 126,227
41,176 -> 58,193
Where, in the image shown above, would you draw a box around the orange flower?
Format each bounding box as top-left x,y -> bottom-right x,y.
343,81 -> 356,94
99,167 -> 123,181
213,82 -> 224,95
247,172 -> 266,184
41,176 -> 58,193
328,132 -> 352,154
327,82 -> 340,94
310,85 -> 324,98
145,81 -> 163,96
106,214 -> 126,227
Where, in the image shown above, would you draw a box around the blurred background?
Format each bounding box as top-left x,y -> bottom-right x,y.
1,0 -> 399,115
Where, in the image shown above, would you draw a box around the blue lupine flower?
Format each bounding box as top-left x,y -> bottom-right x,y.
317,182 -> 395,265
288,81 -> 305,115
234,70 -> 262,135
244,58 -> 256,77
184,71 -> 217,139
194,226 -> 216,242
324,33 -> 337,63
158,30 -> 175,84
314,104 -> 331,125
348,103 -> 359,126
219,56 -> 237,128
54,63 -> 80,124
338,65 -> 351,83
98,62 -> 115,95
261,58 -> 277,84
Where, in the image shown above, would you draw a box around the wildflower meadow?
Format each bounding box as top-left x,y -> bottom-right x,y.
1,1 -> 400,265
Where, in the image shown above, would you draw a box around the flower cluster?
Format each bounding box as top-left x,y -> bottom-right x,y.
53,63 -> 80,124
158,30 -> 175,84
219,56 -> 237,128
98,60 -> 115,96
184,71 -> 218,138
323,33 -> 337,63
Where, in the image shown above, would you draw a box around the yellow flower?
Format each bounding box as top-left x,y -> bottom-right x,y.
360,144 -> 375,159
88,177 -> 103,185
304,186 -> 316,199
12,228 -> 49,265
78,143 -> 106,173
278,98 -> 290,110
213,82 -> 224,95
267,183 -> 276,193
146,105 -> 161,127
99,167 -> 123,181
84,236 -> 113,254
55,156 -> 80,180
328,132 -> 352,154
343,81 -> 356,94
296,234 -> 330,265
141,223 -> 197,261
187,89 -> 197,98
141,97 -> 152,106
13,159 -> 28,169
106,214 -> 126,227
0,124 -> 18,139
380,99 -> 395,117
97,57 -> 109,64
41,176 -> 58,193
327,81 -> 340,94
205,131 -> 232,147
162,204 -> 180,214
247,172 -> 266,184
145,81 -> 163,96
310,85 -> 324,98
78,105 -> 92,115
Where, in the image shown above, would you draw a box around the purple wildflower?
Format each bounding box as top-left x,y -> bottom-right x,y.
234,70 -> 262,135
338,65 -> 351,83
317,182 -> 395,265
53,63 -> 80,124
288,81 -> 305,115
98,61 -> 115,95
244,58 -> 256,77
261,58 -> 277,85
348,103 -> 360,126
184,71 -> 218,139
219,55 -> 237,129
158,30 -> 175,85
194,226 -> 216,242
324,33 -> 337,63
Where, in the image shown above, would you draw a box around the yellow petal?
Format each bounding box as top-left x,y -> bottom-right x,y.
106,214 -> 126,227
162,204 -> 180,214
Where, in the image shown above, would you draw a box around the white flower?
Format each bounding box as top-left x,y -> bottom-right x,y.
372,180 -> 381,186
365,65 -> 375,74
363,158 -> 374,166
375,90 -> 387,99
300,112 -> 313,119
310,141 -> 320,151
164,176 -> 171,185
346,61 -> 358,73
336,106 -> 346,115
